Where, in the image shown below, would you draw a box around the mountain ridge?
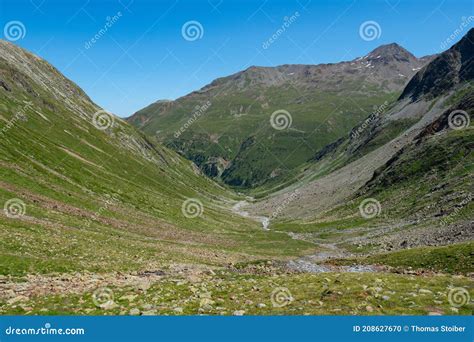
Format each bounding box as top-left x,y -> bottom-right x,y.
0,29 -> 472,317
128,42 -> 433,189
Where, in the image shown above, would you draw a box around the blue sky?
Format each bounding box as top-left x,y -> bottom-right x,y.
1,0 -> 473,117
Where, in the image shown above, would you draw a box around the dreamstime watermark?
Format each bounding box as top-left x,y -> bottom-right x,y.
181,198 -> 204,218
351,101 -> 388,139
3,20 -> 26,42
440,192 -> 472,226
262,11 -> 300,49
440,16 -> 474,50
92,287 -> 114,309
0,101 -> 31,138
181,20 -> 204,41
359,198 -> 381,219
174,101 -> 211,138
92,109 -> 115,130
359,20 -> 382,41
271,287 -> 293,308
448,110 -> 470,130
84,192 -> 121,227
270,190 -> 300,220
270,109 -> 292,130
447,287 -> 471,307
3,198 -> 26,218
5,323 -> 85,336
84,12 -> 123,49
118,132 -> 158,164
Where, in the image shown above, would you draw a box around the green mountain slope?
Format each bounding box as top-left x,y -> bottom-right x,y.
249,29 -> 473,259
128,44 -> 431,189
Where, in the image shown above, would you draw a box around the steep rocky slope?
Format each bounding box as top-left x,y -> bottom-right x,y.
247,30 -> 473,258
128,44 -> 432,188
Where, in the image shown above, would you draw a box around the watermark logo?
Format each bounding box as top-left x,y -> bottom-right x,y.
0,102 -> 30,138
351,101 -> 388,139
181,21 -> 204,41
270,190 -> 300,220
448,110 -> 470,130
181,198 -> 204,218
448,287 -> 471,307
84,192 -> 121,228
84,12 -> 123,49
174,101 -> 211,138
440,16 -> 474,50
4,198 -> 26,218
359,21 -> 382,41
92,109 -> 115,130
440,192 -> 472,226
4,21 -> 26,42
271,287 -> 293,308
270,109 -> 292,130
262,11 -> 300,49
359,198 -> 381,219
5,322 -> 85,336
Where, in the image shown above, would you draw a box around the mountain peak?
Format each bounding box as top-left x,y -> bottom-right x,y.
366,43 -> 417,62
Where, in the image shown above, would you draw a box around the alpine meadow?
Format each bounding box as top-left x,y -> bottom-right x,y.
0,0 -> 472,319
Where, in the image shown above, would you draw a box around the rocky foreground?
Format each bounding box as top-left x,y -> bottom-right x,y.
1,262 -> 472,316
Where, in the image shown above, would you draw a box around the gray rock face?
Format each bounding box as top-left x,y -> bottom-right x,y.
400,28 -> 474,100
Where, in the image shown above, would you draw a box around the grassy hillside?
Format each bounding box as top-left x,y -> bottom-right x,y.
0,33 -> 472,318
333,242 -> 474,275
0,40 -> 314,278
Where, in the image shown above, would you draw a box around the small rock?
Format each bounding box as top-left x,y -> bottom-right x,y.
419,289 -> 433,295
101,302 -> 117,310
173,307 -> 183,313
365,305 -> 374,312
141,310 -> 157,316
142,304 -> 154,311
200,304 -> 213,311
257,303 -> 266,308
233,310 -> 245,316
428,312 -> 442,316
119,294 -> 137,302
7,296 -> 29,305
129,308 -> 141,316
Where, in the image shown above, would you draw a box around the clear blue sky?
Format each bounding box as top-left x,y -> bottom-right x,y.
1,0 -> 473,117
